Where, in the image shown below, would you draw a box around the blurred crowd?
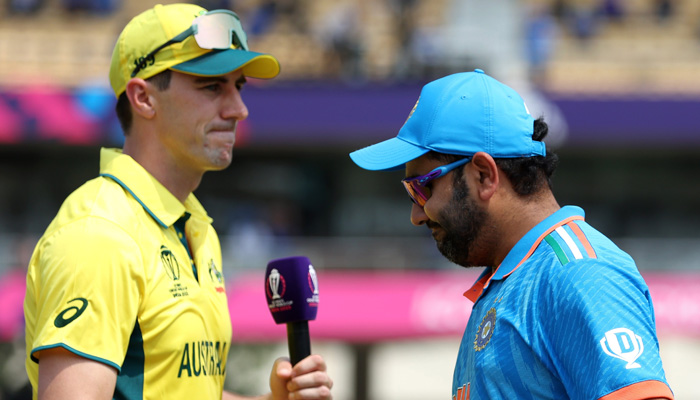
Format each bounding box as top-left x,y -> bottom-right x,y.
2,0 -> 700,91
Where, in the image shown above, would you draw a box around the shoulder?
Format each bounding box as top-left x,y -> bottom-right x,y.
36,177 -> 144,260
46,176 -> 143,238
531,221 -> 651,309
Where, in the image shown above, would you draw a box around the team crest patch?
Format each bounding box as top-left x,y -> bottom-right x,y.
474,308 -> 496,351
208,259 -> 223,284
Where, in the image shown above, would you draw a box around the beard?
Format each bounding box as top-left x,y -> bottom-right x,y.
428,175 -> 489,268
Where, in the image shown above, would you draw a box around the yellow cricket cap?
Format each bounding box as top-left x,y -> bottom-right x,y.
109,3 -> 280,97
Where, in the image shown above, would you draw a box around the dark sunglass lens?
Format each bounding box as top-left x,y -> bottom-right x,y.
405,181 -> 429,207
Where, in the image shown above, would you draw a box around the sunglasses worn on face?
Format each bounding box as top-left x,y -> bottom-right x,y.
132,10 -> 249,77
402,157 -> 471,207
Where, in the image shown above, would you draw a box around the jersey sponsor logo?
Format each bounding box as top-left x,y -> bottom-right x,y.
453,383 -> 470,400
161,245 -> 181,281
178,340 -> 228,378
600,328 -> 644,369
54,297 -> 88,328
474,308 -> 496,351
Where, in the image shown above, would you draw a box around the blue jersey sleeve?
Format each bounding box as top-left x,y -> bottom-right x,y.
541,253 -> 671,400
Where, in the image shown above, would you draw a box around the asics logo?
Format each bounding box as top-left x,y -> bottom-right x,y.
54,298 -> 88,328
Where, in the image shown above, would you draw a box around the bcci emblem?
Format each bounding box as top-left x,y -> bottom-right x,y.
474,308 -> 496,352
160,245 -> 180,281
600,328 -> 644,369
267,268 -> 286,300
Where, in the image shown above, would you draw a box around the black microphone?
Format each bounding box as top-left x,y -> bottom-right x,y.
265,256 -> 319,365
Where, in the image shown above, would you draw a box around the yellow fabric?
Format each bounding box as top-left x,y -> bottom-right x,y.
109,3 -> 280,97
25,148 -> 231,399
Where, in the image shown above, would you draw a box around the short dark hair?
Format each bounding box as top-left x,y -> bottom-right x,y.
426,117 -> 559,197
115,69 -> 173,134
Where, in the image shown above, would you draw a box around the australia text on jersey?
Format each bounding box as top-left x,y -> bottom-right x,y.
178,340 -> 228,377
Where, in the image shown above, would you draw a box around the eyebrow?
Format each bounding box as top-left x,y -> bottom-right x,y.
194,77 -> 227,84
194,76 -> 248,86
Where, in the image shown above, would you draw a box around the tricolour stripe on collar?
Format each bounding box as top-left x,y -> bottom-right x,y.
464,206 -> 587,302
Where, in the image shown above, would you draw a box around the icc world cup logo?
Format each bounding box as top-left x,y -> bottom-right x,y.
600,328 -> 644,369
267,268 -> 286,299
308,264 -> 319,295
160,245 -> 180,281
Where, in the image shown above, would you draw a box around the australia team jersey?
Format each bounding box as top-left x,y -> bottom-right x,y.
453,206 -> 674,400
25,148 -> 231,399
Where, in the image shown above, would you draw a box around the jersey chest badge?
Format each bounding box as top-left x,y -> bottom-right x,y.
160,245 -> 190,298
474,308 -> 497,351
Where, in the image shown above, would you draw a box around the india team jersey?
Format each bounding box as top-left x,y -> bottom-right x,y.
25,148 -> 231,399
453,206 -> 674,400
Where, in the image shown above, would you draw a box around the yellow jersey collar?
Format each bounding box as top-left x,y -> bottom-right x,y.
98,148 -> 212,228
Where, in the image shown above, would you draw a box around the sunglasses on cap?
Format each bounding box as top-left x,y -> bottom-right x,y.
132,10 -> 249,77
401,157 -> 471,207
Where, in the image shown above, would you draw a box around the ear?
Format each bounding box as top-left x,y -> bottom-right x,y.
124,78 -> 156,120
469,152 -> 499,201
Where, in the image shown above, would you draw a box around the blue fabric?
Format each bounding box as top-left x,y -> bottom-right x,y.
452,206 -> 671,399
349,69 -> 543,171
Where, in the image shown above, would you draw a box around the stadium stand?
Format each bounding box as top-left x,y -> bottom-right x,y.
2,0 -> 700,94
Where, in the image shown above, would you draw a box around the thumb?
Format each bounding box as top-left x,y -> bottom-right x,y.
275,357 -> 293,379
269,357 -> 292,399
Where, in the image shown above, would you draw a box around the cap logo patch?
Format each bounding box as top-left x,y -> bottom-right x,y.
404,98 -> 420,125
134,55 -> 156,73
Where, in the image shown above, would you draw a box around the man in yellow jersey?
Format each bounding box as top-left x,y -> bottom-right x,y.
24,4 -> 333,399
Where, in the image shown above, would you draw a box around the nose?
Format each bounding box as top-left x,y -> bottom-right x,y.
222,85 -> 249,121
410,202 -> 428,226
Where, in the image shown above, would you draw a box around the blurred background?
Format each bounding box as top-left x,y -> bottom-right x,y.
1,0 -> 700,398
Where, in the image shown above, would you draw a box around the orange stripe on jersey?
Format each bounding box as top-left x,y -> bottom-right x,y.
567,221 -> 597,259
464,215 -> 585,302
453,383 -> 471,400
501,215 -> 585,279
598,380 -> 674,400
464,273 -> 491,303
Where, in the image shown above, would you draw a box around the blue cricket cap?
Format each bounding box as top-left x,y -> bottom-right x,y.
349,69 -> 545,171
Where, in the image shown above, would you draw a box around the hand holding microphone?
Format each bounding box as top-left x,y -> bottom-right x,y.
264,256 -> 332,399
265,256 -> 320,365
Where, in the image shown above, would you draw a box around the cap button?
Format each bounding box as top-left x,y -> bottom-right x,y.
474,68 -> 485,74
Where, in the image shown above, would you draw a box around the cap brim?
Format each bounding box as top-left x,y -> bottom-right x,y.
349,137 -> 429,171
171,48 -> 280,79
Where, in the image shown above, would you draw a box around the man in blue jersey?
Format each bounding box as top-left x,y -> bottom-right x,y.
349,69 -> 673,400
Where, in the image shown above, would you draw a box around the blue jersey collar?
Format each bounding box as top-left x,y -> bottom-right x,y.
464,206 -> 586,302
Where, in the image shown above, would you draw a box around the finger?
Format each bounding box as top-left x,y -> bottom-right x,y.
287,371 -> 333,393
288,384 -> 333,400
291,354 -> 327,377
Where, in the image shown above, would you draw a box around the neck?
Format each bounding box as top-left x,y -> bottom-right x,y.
490,190 -> 561,267
123,138 -> 203,204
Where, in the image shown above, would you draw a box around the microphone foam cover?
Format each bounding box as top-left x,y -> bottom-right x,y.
265,256 -> 319,324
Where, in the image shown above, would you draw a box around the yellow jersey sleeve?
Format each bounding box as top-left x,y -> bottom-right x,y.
26,215 -> 144,369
